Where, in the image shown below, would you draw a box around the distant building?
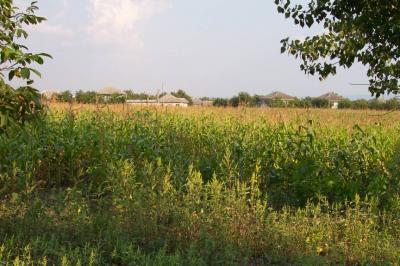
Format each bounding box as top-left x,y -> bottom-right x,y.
159,94 -> 189,107
97,87 -> 126,102
260,91 -> 296,106
192,98 -> 213,107
127,93 -> 189,107
318,92 -> 345,109
192,98 -> 203,106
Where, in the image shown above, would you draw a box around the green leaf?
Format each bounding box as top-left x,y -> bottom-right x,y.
305,15 -> 314,27
8,70 -> 15,80
38,53 -> 53,59
29,68 -> 41,77
20,68 -> 30,79
34,56 -> 44,64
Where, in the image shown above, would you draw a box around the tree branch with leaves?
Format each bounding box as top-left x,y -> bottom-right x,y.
0,0 -> 51,128
276,0 -> 399,97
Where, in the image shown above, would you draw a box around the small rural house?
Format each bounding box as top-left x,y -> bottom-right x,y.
97,87 -> 126,102
159,94 -> 189,107
318,92 -> 344,109
126,93 -> 189,107
192,98 -> 203,106
192,98 -> 213,107
260,91 -> 296,106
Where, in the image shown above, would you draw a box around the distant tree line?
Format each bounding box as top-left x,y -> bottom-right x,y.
53,90 -> 125,104
338,98 -> 400,110
45,89 -> 400,111
212,92 -> 333,108
212,92 -> 400,110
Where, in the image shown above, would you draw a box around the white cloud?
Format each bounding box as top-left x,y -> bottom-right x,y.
87,0 -> 172,43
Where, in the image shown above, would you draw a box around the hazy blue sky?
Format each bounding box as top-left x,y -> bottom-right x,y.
22,0 -> 371,98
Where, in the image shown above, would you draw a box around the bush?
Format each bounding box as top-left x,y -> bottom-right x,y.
352,99 -> 369,109
338,99 -> 352,109
75,90 -> 97,104
57,90 -> 74,103
213,98 -> 228,107
311,98 -> 330,108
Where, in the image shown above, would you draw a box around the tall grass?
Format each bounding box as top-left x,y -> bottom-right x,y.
1,108 -> 399,264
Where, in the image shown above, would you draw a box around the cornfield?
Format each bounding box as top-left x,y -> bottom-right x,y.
1,105 -> 400,265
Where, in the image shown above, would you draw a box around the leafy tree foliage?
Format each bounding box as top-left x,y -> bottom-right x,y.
229,96 -> 240,107
338,99 -> 352,109
384,98 -> 400,110
75,90 -> 97,104
213,98 -> 228,107
276,0 -> 399,96
337,98 -> 400,110
237,92 -> 252,106
352,99 -> 369,109
0,0 -> 51,128
295,97 -> 313,108
250,94 -> 262,107
268,99 -> 286,108
108,93 -> 126,104
56,90 -> 73,103
311,98 -> 330,108
124,90 -> 156,100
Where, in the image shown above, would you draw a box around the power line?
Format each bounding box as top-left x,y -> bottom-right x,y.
349,83 -> 369,86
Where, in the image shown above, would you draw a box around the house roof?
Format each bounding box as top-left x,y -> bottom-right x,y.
159,94 -> 189,104
97,87 -> 125,95
263,91 -> 295,100
318,92 -> 344,101
192,98 -> 203,105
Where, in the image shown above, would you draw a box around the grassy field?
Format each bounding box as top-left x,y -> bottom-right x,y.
1,104 -> 400,265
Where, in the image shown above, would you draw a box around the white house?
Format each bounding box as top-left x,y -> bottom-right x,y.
97,87 -> 126,102
318,92 -> 345,109
127,93 -> 189,107
158,94 -> 189,107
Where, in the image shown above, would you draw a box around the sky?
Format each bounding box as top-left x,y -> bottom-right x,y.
20,0 -> 372,98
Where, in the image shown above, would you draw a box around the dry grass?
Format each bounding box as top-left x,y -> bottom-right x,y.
49,102 -> 400,128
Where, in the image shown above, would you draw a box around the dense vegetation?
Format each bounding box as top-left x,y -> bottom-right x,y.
1,107 -> 400,265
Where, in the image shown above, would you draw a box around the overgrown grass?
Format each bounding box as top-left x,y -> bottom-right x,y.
1,108 -> 400,265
